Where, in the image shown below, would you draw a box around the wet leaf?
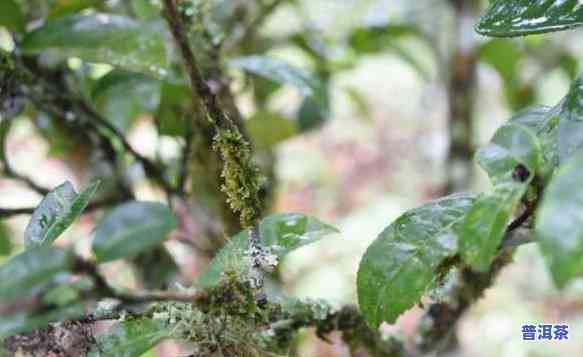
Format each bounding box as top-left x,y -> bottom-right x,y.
510,106 -> 560,181
92,202 -> 177,262
229,55 -> 327,110
0,246 -> 73,301
536,149 -> 583,288
25,181 -> 100,248
357,193 -> 475,327
89,318 -> 170,357
477,0 -> 583,37
476,122 -> 542,184
92,70 -> 161,133
196,213 -> 338,287
21,13 -> 168,79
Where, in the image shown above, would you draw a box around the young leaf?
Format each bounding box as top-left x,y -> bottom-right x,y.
0,246 -> 73,301
24,181 -> 100,248
228,56 -> 327,110
357,193 -> 475,327
557,75 -> 583,163
92,201 -> 177,262
476,122 -> 542,184
510,106 -> 560,181
476,0 -> 583,37
536,149 -> 583,288
196,213 -> 338,287
92,70 -> 161,133
21,13 -> 168,79
89,318 -> 170,357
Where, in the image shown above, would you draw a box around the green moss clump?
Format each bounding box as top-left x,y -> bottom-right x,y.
212,128 -> 262,228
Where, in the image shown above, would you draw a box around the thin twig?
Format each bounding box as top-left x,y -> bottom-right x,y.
0,195 -> 131,218
73,257 -> 206,304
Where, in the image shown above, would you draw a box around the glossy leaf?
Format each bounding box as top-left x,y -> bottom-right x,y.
245,111 -> 297,149
458,182 -> 528,271
196,213 -> 338,287
21,13 -> 168,79
229,56 -> 327,110
0,304 -> 84,339
92,201 -> 177,262
477,0 -> 583,37
0,0 -> 24,33
536,149 -> 583,288
0,246 -> 73,301
476,122 -> 542,184
357,193 -> 475,327
89,318 -> 170,357
510,106 -> 560,180
24,181 -> 100,248
557,74 -> 583,163
93,70 -> 161,133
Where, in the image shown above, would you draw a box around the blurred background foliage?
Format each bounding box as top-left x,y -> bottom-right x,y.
1,0 -> 583,356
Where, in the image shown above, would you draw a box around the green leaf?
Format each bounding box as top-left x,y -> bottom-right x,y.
458,182 -> 528,271
0,304 -> 84,339
476,122 -> 542,184
357,193 -> 475,327
196,213 -> 338,287
245,111 -> 297,149
93,70 -> 161,133
510,106 -> 560,180
0,221 -> 12,256
48,0 -> 100,18
478,39 -> 522,85
89,318 -> 170,357
0,0 -> 24,33
536,149 -> 583,288
156,82 -> 191,137
476,0 -> 583,37
228,55 -> 327,110
92,201 -> 177,262
21,13 -> 168,79
557,74 -> 583,163
0,246 -> 73,301
348,24 -> 431,80
297,96 -> 328,132
24,181 -> 100,248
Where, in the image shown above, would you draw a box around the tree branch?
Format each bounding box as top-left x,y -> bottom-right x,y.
0,194 -> 131,218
